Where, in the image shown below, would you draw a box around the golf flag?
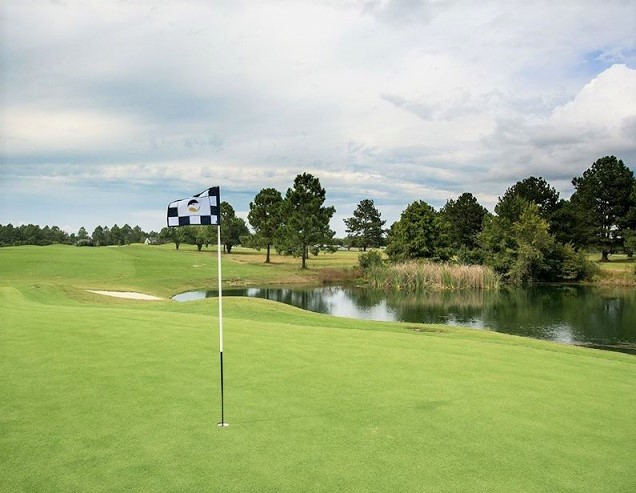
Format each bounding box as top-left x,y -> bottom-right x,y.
167,186 -> 228,427
167,187 -> 220,227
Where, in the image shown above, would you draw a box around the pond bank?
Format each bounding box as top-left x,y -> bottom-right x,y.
173,284 -> 636,353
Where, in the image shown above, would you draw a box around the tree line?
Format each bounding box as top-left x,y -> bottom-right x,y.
383,156 -> 635,283
243,156 -> 635,281
0,223 -> 156,247
2,156 -> 634,282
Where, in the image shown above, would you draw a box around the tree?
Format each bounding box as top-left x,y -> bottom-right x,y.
220,202 -> 250,253
571,156 -> 635,261
190,226 -> 213,251
277,173 -> 335,269
101,226 -> 111,246
479,201 -> 596,283
74,226 -> 92,246
132,225 -> 145,244
91,226 -> 106,246
159,226 -> 187,250
343,199 -> 386,251
496,176 -> 560,224
385,201 -> 440,261
0,224 -> 16,245
248,188 -> 284,262
438,192 -> 487,251
77,227 -> 89,241
121,224 -> 133,245
109,224 -> 122,246
508,205 -> 555,284
49,226 -> 68,244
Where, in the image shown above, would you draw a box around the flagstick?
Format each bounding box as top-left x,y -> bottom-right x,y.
217,225 -> 228,427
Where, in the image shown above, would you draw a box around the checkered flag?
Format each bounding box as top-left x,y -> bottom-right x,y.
167,187 -> 221,227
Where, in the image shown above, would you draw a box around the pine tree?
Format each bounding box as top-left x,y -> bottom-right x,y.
343,199 -> 386,251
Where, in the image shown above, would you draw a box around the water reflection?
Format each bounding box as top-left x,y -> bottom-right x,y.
172,285 -> 636,350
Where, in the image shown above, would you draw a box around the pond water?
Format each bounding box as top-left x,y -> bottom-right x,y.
173,285 -> 636,353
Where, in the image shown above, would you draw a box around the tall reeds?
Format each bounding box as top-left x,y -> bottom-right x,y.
366,261 -> 500,292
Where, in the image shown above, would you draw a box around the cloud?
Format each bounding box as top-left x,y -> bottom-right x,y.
380,92 -> 440,120
1,0 -> 635,236
482,64 -> 636,184
362,0 -> 446,25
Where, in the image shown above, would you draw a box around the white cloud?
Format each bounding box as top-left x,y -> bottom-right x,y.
1,0 -> 635,236
482,64 -> 636,185
549,64 -> 636,131
2,107 -> 144,157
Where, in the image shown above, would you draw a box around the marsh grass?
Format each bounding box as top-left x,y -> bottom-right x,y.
367,261 -> 500,292
592,268 -> 636,286
588,254 -> 636,286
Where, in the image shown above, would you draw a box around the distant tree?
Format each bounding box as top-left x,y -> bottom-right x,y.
22,224 -> 42,245
132,225 -> 145,244
438,192 -> 487,251
277,173 -> 335,269
571,156 -> 635,261
344,199 -> 386,251
159,226 -> 187,250
248,188 -> 284,262
189,226 -> 212,251
110,224 -> 123,246
120,224 -> 133,245
77,227 -> 89,241
73,226 -> 92,246
0,224 -> 16,245
92,226 -> 105,246
102,226 -> 111,246
51,226 -> 70,244
385,201 -> 439,261
220,202 -> 250,253
341,236 -> 356,250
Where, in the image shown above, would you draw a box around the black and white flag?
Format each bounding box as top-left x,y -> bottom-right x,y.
167,187 -> 220,227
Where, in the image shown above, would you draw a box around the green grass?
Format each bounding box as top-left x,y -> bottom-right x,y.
0,244 -> 360,298
588,254 -> 636,286
1,245 -> 635,492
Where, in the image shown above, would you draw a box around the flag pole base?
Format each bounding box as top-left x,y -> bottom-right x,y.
217,422 -> 229,428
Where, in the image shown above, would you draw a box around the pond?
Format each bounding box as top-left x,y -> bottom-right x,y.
173,285 -> 636,353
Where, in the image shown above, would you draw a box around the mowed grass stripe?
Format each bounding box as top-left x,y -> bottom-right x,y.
1,286 -> 634,492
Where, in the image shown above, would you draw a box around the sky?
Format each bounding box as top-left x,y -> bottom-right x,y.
1,0 -> 635,237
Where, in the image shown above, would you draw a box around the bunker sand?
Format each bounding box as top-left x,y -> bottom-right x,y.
87,290 -> 163,301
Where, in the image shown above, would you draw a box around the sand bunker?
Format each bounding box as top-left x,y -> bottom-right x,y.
87,290 -> 163,301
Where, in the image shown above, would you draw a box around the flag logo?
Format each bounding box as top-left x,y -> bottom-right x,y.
167,187 -> 221,227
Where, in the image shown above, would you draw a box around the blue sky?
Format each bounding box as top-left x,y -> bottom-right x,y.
1,0 -> 635,237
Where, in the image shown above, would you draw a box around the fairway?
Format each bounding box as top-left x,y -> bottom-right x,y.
1,246 -> 635,492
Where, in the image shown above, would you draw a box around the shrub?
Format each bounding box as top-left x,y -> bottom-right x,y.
358,250 -> 384,270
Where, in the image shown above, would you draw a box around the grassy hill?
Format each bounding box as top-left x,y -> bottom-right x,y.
1,245 -> 634,492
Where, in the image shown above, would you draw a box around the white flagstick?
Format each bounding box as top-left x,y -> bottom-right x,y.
217,224 -> 228,427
